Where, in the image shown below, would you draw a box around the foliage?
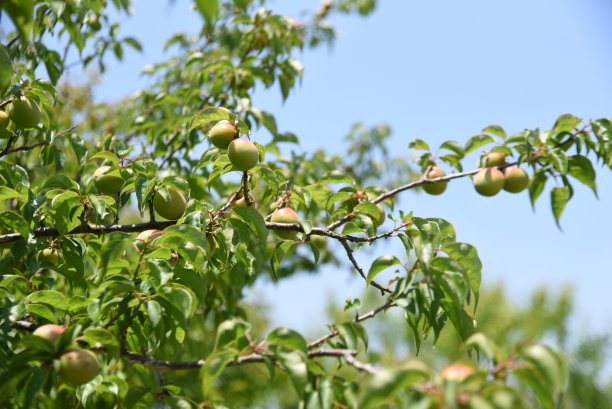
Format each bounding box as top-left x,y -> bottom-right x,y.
0,0 -> 611,408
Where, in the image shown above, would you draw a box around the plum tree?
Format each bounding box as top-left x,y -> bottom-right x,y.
503,165 -> 530,193
473,168 -> 505,196
270,207 -> 301,239
208,119 -> 237,149
228,138 -> 259,171
423,166 -> 448,195
153,187 -> 187,220
8,96 -> 42,129
59,349 -> 100,385
32,324 -> 64,344
1,2 -> 610,408
484,152 -> 506,167
93,166 -> 124,195
38,248 -> 59,264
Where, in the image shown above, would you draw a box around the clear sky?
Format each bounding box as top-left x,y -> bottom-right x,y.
79,0 -> 612,338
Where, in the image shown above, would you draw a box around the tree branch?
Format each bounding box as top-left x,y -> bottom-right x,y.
326,164 -> 513,231
307,298 -> 395,349
339,238 -> 391,294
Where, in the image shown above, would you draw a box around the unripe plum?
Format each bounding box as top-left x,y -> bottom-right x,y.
93,166 -> 124,195
422,166 -> 448,195
228,138 -> 259,171
485,152 -> 506,167
38,248 -> 59,264
9,96 -> 42,129
270,207 -> 300,240
208,120 -> 237,149
473,168 -> 505,196
59,349 -> 100,385
153,187 -> 187,220
0,110 -> 9,131
134,229 -> 163,250
33,324 -> 65,344
440,363 -> 474,382
503,166 -> 529,193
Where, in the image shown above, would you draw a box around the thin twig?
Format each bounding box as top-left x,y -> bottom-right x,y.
307,298 -> 395,349
339,239 -> 391,294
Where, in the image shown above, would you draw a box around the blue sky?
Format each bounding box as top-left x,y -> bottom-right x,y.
83,0 -> 612,337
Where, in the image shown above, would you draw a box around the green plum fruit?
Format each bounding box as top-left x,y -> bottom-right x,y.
60,349 -> 100,385
473,168 -> 505,196
503,165 -> 529,193
33,324 -> 65,344
0,110 -> 9,131
8,96 -> 42,129
134,229 -> 163,250
270,207 -> 300,240
228,138 -> 259,171
93,166 -> 124,195
153,187 -> 187,220
208,120 -> 237,149
38,248 -> 59,264
485,152 -> 506,167
422,166 -> 448,195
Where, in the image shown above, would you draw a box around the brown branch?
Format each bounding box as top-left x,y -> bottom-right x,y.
339,239 -> 391,294
307,298 -> 395,349
13,320 -> 376,372
0,134 -> 17,158
242,171 -> 253,206
0,218 -> 398,245
0,220 -> 176,244
325,164 -> 515,232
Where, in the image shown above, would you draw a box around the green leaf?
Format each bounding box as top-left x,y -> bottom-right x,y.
215,319 -> 251,350
465,332 -> 496,360
443,242 -> 482,306
0,186 -> 21,201
90,151 -> 120,165
548,148 -> 568,174
482,125 -> 507,139
0,210 -> 29,238
465,134 -> 495,154
201,349 -> 238,398
367,255 -> 400,285
0,45 -> 12,89
2,0 -> 34,39
320,170 -> 353,184
233,207 -> 268,241
359,362 -> 430,409
82,328 -> 119,350
27,290 -> 68,311
439,140 -> 465,156
267,328 -> 307,354
191,106 -> 232,131
276,351 -> 308,397
567,155 -> 597,196
514,345 -> 568,409
552,113 -> 581,136
157,225 -> 208,269
195,0 -> 219,24
529,170 -> 547,209
551,186 -> 570,228
408,139 -> 430,151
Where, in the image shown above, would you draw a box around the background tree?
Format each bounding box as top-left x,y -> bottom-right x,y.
0,1 -> 611,408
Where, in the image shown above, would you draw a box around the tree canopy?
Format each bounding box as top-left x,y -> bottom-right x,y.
0,1 -> 611,408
